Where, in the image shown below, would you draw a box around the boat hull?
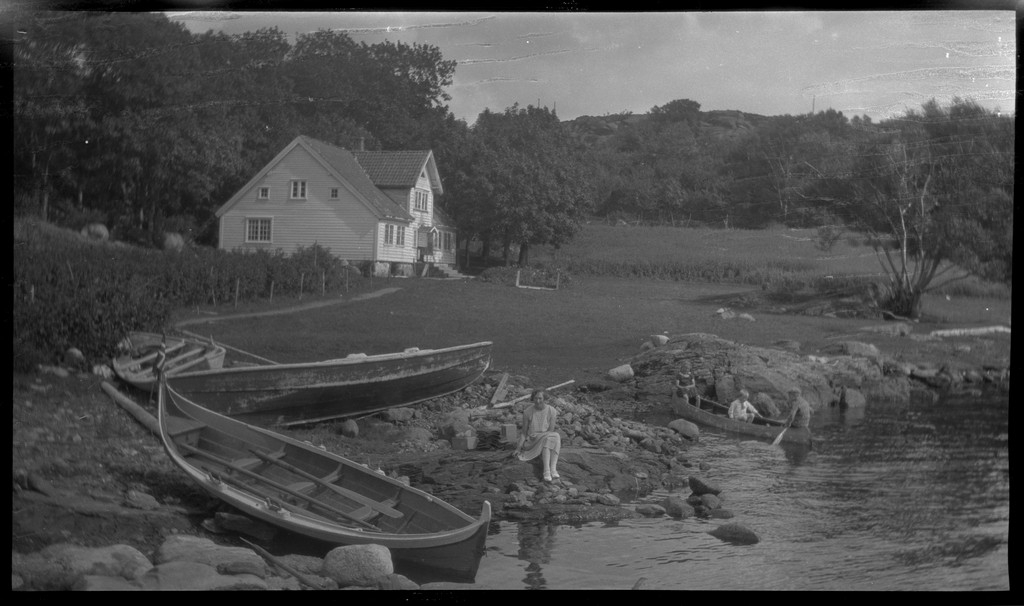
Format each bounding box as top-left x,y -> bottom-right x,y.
670,393 -> 811,445
157,378 -> 491,580
112,331 -> 226,390
168,342 -> 492,427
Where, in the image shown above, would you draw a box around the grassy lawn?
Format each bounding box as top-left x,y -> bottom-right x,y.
169,224 -> 1009,387
533,224 -> 1010,298
178,275 -> 1011,390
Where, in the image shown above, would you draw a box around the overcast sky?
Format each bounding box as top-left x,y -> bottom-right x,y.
167,10 -> 1016,124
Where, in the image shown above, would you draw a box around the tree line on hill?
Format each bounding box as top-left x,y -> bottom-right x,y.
13,11 -> 1013,318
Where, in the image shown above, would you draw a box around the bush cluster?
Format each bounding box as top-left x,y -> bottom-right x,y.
13,226 -> 366,371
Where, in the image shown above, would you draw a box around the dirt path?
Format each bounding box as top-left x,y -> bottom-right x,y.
174,287 -> 402,328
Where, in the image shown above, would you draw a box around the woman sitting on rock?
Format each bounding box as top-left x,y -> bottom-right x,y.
514,389 -> 562,482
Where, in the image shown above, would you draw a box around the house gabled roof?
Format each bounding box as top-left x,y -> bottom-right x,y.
352,150 -> 444,195
215,135 -> 413,223
301,137 -> 413,222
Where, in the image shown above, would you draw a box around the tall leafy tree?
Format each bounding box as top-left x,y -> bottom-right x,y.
840,98 -> 1013,318
12,11 -> 92,221
457,104 -> 594,266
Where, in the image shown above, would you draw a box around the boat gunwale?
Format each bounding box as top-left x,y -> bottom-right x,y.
167,341 -> 494,380
672,394 -> 811,444
158,379 -> 491,546
113,332 -> 226,386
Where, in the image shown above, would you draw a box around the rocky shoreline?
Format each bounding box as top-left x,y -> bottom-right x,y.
12,330 -> 1010,590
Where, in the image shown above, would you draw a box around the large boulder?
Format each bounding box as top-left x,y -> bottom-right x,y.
708,523 -> 760,545
154,535 -> 267,578
134,561 -> 266,590
14,543 -> 152,589
688,475 -> 722,496
667,418 -> 699,441
323,544 -> 393,587
662,495 -> 695,519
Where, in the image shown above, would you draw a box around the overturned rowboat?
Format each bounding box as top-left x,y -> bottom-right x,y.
112,331 -> 226,390
166,342 -> 492,427
156,375 -> 491,580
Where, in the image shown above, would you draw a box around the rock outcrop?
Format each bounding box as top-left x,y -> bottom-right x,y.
627,333 -> 915,414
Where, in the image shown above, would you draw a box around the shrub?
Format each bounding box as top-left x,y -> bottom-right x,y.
12,222 -> 375,370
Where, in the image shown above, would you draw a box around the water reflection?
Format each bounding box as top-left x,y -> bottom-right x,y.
516,522 -> 558,589
472,390 -> 1008,590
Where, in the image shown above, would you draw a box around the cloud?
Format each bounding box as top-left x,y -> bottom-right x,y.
330,14 -> 496,35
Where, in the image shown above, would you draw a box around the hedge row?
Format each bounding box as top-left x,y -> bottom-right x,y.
12,235 -> 365,372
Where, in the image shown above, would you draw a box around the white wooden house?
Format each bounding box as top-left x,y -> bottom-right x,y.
215,135 -> 458,272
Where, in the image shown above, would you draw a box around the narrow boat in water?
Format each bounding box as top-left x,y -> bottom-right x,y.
156,375 -> 491,580
112,331 -> 226,391
670,390 -> 811,445
166,341 -> 492,427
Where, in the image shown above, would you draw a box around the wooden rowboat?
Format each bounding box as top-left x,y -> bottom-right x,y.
670,390 -> 811,445
166,342 -> 492,427
113,331 -> 226,390
157,375 -> 491,580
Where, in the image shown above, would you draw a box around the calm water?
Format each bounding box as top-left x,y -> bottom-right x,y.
461,390 -> 1010,590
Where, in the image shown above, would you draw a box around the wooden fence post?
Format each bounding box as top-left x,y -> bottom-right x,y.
555,271 -> 561,290
299,273 -> 304,300
270,281 -> 274,303
321,270 -> 326,295
345,270 -> 349,292
234,277 -> 240,308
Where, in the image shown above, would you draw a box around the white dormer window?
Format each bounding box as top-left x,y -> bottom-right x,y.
413,189 -> 428,212
290,180 -> 307,199
330,187 -> 339,199
257,187 -> 270,199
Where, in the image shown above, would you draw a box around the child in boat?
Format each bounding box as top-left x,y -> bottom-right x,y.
728,389 -> 762,423
514,389 -> 562,482
676,363 -> 698,405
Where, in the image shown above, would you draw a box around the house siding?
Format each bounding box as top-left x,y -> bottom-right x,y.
376,221 -> 417,264
219,146 -> 379,261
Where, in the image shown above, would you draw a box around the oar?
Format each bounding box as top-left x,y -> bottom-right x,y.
239,537 -> 328,590
771,425 -> 789,446
493,380 -> 575,409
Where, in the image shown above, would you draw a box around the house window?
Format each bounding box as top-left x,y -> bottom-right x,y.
329,187 -> 339,199
257,187 -> 270,199
290,180 -> 307,199
384,224 -> 406,247
432,230 -> 440,250
245,218 -> 272,243
413,189 -> 428,211
443,231 -> 453,251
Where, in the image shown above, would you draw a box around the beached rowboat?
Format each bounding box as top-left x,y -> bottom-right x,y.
166,342 -> 492,427
669,390 -> 811,445
112,331 -> 226,390
156,375 -> 491,580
